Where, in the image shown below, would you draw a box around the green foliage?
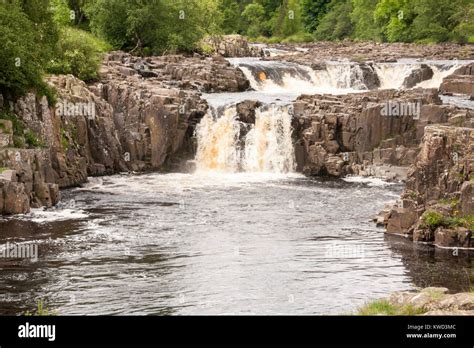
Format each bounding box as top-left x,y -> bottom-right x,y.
24,299 -> 57,316
314,0 -> 354,41
422,211 -> 474,231
422,211 -> 444,230
273,0 -> 304,37
358,299 -> 426,315
242,2 -> 267,37
0,1 -> 56,101
47,27 -> 110,81
281,32 -> 314,43
301,0 -> 331,32
351,0 -> 382,41
85,0 -> 222,54
0,112 -> 43,148
0,167 -> 8,174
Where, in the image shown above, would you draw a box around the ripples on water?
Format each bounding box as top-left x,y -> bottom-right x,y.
1,172 -> 472,315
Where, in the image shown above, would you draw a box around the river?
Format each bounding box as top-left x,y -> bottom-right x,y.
0,56 -> 472,315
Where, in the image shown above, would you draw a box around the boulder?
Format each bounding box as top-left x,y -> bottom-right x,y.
402,64 -> 434,88
435,227 -> 472,248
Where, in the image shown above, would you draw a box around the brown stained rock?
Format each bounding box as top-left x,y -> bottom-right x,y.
459,181 -> 474,215
386,207 -> 418,234
434,227 -> 472,248
0,181 -> 30,215
402,64 -> 433,88
235,100 -> 261,124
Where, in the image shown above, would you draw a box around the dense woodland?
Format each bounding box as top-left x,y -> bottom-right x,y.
0,0 -> 473,103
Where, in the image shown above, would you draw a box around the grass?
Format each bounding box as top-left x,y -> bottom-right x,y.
438,198 -> 459,209
422,210 -> 474,231
357,300 -> 426,315
24,299 -> 57,316
0,167 -> 8,174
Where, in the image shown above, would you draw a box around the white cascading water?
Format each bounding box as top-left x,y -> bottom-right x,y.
373,63 -> 415,89
229,57 -> 470,93
196,58 -> 471,174
195,106 -> 295,173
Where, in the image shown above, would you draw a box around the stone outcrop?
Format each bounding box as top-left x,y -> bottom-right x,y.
1,50 -> 253,214
102,51 -> 249,93
440,62 -> 474,97
385,287 -> 474,315
266,41 -> 474,64
403,64 -> 434,88
201,35 -> 262,58
383,126 -> 473,248
291,88 -> 450,179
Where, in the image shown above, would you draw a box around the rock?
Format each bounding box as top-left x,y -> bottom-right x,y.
359,63 -> 380,89
403,64 -> 434,88
440,63 -> 474,97
0,181 -> 30,214
201,35 -> 261,57
435,227 -> 472,248
386,207 -> 418,234
440,75 -> 474,97
385,125 -> 474,248
459,181 -> 474,215
235,100 -> 261,124
293,89 -> 441,178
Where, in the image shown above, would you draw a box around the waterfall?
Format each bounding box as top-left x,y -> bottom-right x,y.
228,57 -> 471,94
373,63 -> 414,89
230,58 -> 369,93
195,105 -> 295,173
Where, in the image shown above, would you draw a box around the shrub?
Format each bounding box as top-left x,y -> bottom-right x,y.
281,32 -> 314,43
47,27 -> 110,82
422,211 -> 444,230
358,300 -> 426,315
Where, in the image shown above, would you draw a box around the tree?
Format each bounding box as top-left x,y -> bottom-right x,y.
0,1 -> 56,101
314,0 -> 354,41
242,2 -> 266,37
351,0 -> 382,41
301,0 -> 331,32
273,0 -> 303,37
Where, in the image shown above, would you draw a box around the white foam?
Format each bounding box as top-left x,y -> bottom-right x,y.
17,208 -> 89,223
342,176 -> 396,187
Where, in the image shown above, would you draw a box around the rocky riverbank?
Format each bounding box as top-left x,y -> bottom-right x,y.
1,44 -> 473,251
266,41 -> 474,63
359,287 -> 474,315
1,51 -> 251,214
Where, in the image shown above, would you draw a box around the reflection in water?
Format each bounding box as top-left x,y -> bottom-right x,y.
385,234 -> 473,292
0,173 -> 472,315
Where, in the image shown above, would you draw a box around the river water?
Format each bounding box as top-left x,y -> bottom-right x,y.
0,173 -> 472,315
0,57 -> 473,315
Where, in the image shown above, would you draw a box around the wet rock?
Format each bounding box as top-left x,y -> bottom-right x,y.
435,227 -> 471,248
235,100 -> 261,124
0,181 -> 30,214
402,64 -> 434,88
386,207 -> 418,234
440,63 -> 474,97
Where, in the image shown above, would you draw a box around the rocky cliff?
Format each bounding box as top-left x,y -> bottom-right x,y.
0,51 -> 256,214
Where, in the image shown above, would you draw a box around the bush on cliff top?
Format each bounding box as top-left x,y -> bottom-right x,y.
47,27 -> 110,82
